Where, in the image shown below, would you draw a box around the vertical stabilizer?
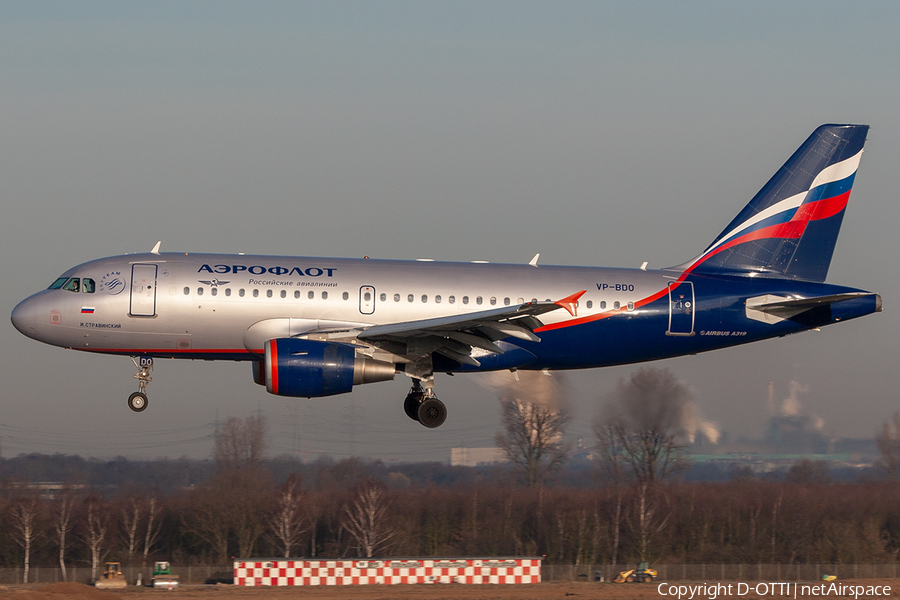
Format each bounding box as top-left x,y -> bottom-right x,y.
685,124 -> 868,282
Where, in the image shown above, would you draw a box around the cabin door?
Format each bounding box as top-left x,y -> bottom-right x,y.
667,281 -> 694,336
130,264 -> 158,317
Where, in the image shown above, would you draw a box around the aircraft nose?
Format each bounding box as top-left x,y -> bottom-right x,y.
11,296 -> 39,339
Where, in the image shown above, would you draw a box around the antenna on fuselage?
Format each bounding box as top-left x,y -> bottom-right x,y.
529,253 -> 540,267
151,241 -> 162,255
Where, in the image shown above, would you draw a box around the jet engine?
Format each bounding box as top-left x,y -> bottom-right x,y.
259,338 -> 395,397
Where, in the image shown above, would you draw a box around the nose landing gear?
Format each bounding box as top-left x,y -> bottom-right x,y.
403,380 -> 447,428
128,356 -> 152,412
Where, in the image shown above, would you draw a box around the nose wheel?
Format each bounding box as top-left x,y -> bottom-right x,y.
129,356 -> 153,412
128,391 -> 148,412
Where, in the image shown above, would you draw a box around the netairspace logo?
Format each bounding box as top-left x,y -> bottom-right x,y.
657,582 -> 892,599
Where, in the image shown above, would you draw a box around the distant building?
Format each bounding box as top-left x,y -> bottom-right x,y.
9,482 -> 86,500
451,447 -> 507,467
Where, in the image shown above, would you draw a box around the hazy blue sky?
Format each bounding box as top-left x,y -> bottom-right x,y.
2,1 -> 900,460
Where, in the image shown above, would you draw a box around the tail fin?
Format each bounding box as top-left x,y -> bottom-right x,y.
685,124 -> 868,282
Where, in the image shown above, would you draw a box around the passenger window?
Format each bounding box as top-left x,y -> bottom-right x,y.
308,291 -> 314,299
614,301 -> 620,310
322,291 -> 328,300
421,295 -> 428,303
62,278 -> 80,292
294,291 -> 301,299
435,295 -> 441,304
463,296 -> 469,305
183,287 -> 190,295
197,287 -> 204,296
504,297 -> 510,306
82,278 -> 95,293
394,294 -> 400,302
48,277 -> 69,290
365,292 -> 372,301
517,297 -> 523,304
600,301 -> 606,309
239,289 -> 246,297
225,289 -> 232,297
343,292 -> 349,300
476,296 -> 482,305
627,301 -> 634,311
408,294 -> 414,303
252,289 -> 259,298
490,297 -> 497,306
266,290 -> 273,298
449,296 -> 455,304
280,290 -> 287,299
211,288 -> 218,296
586,300 -> 593,309
380,293 -> 386,302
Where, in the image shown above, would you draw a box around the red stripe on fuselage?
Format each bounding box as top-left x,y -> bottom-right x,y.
537,193 -> 849,333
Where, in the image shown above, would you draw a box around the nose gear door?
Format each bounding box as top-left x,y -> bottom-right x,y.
130,264 -> 158,317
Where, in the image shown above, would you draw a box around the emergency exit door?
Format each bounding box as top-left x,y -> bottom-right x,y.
130,264 -> 158,317
359,286 -> 376,315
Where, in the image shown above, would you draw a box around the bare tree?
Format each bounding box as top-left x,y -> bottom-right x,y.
81,495 -> 110,583
53,489 -> 76,582
120,497 -> 142,565
142,495 -> 163,568
594,367 -> 692,561
268,475 -> 307,558
214,414 -> 268,471
877,413 -> 900,477
183,484 -> 230,563
594,367 -> 692,484
492,372 -> 572,487
228,469 -> 273,559
11,495 -> 43,583
342,480 -> 398,557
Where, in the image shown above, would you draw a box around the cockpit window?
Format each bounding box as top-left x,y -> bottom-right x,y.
62,278 -> 80,292
48,277 -> 68,290
83,278 -> 95,293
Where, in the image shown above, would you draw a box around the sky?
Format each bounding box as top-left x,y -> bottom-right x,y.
2,1 -> 900,461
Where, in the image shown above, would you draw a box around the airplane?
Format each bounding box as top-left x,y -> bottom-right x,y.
11,124 -> 881,428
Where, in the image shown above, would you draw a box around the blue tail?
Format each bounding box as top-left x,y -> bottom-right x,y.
686,124 -> 868,282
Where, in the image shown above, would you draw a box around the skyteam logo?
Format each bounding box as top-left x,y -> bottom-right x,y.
198,264 -> 336,277
99,271 -> 127,295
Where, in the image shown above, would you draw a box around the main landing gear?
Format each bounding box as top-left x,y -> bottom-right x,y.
403,380 -> 447,428
128,356 -> 153,412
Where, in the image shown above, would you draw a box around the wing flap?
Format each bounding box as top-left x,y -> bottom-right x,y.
356,293 -> 585,366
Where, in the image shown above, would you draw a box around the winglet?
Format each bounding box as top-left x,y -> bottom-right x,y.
151,241 -> 161,255
555,290 -> 586,317
529,253 -> 540,267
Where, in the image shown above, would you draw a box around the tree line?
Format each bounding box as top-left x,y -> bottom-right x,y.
2,367 -> 900,578
3,469 -> 900,578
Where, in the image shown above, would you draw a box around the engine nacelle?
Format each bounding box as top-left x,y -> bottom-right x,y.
262,338 -> 395,397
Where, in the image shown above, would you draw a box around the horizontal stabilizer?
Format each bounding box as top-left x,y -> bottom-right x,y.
746,292 -> 878,324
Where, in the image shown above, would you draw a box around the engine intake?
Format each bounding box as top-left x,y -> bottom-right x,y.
263,338 -> 395,397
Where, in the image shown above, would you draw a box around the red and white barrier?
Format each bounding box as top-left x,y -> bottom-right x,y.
234,557 -> 542,586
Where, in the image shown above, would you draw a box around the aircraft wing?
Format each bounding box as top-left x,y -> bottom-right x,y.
355,291 -> 585,366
